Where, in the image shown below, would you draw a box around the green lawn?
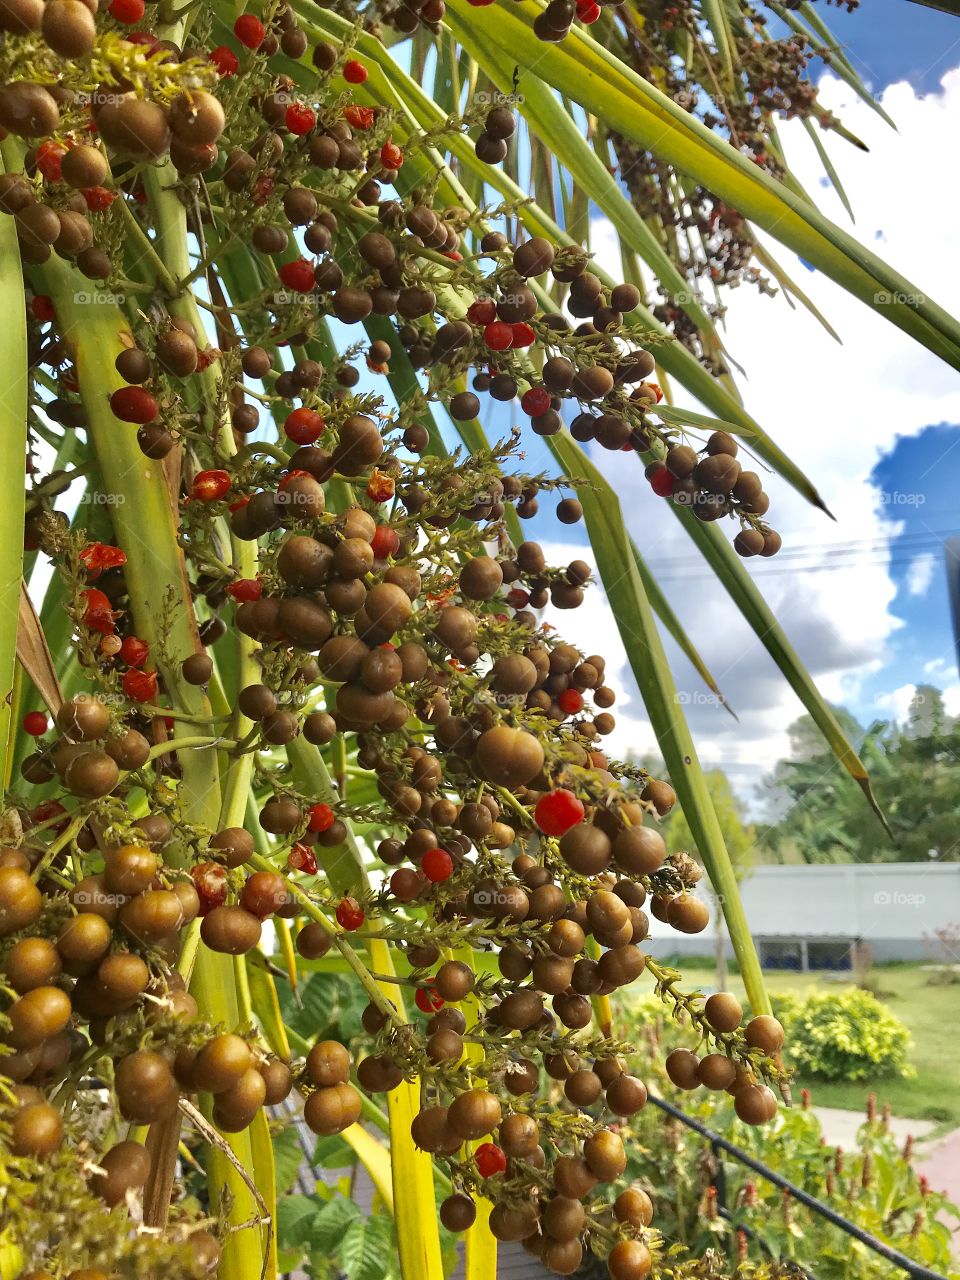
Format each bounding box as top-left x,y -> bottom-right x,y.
721,965 -> 960,1128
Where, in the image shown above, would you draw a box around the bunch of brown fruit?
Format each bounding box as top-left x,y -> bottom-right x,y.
0,4 -> 789,1278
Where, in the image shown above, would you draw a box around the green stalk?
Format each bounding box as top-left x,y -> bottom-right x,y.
32,238 -> 261,1280
0,156 -> 29,784
549,433 -> 771,1016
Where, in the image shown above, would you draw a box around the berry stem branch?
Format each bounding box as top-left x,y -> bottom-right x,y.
249,852 -> 404,1028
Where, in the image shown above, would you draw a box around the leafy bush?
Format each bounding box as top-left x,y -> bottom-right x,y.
621,1039 -> 957,1280
778,988 -> 914,1082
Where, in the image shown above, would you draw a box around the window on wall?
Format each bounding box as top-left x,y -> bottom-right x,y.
808,941 -> 853,971
758,940 -> 803,971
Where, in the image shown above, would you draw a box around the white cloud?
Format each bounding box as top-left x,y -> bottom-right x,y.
943,684 -> 960,718
582,66 -> 960,804
875,683 -> 921,723
906,551 -> 936,596
924,656 -> 952,676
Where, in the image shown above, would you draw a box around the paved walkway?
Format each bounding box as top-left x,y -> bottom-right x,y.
812,1105 -> 936,1151
915,1128 -> 960,1207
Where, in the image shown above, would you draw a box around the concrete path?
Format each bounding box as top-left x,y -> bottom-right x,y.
812,1105 -> 936,1151
915,1128 -> 960,1207
814,1104 -> 960,1222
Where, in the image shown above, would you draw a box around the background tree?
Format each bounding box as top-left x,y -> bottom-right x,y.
758,693 -> 960,864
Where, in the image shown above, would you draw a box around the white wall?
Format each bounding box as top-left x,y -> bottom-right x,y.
646,862 -> 960,945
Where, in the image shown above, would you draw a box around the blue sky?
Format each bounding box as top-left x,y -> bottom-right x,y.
531,7 -> 960,804
796,9 -> 960,734
802,0 -> 960,95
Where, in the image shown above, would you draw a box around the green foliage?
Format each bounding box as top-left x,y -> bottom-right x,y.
271,1127 -> 305,1198
621,1040 -> 959,1280
277,1192 -> 400,1280
777,988 -> 914,1082
276,969 -> 370,1043
760,691 -> 960,862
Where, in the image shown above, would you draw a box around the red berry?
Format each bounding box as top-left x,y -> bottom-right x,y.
506,588 -> 529,609
370,525 -> 400,559
284,407 -> 324,445
120,635 -> 149,667
209,45 -> 239,76
343,59 -> 367,84
380,140 -> 403,170
285,103 -> 316,135
191,470 -> 231,502
36,141 -> 66,182
288,842 -> 318,875
641,381 -> 663,403
467,0 -> 496,6
22,711 -> 48,736
468,298 -> 497,325
110,386 -> 158,425
343,105 -> 374,130
534,789 -> 585,837
82,187 -> 115,211
30,295 -> 55,323
578,1 -> 601,19
421,847 -> 454,883
307,803 -> 336,833
278,259 -> 315,293
109,0 -> 145,21
475,1143 -> 507,1177
336,897 -> 365,931
192,862 -> 228,915
81,588 -> 116,634
79,543 -> 126,571
124,30 -> 158,49
483,321 -> 514,351
648,465 -> 674,497
226,578 -> 263,602
30,800 -> 68,833
233,13 -> 264,47
557,688 -> 583,715
415,983 -> 444,1013
520,386 -> 551,416
510,322 -> 536,348
123,668 -> 158,703
366,470 -> 395,504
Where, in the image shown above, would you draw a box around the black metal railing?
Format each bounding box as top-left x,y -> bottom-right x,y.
647,1093 -> 950,1280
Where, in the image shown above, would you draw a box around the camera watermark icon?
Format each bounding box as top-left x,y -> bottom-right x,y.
73,888 -> 126,907
874,290 -> 926,306
78,491 -> 126,506
878,490 -> 926,507
488,691 -> 526,709
873,890 -> 926,907
473,887 -> 517,907
76,90 -> 127,109
474,90 -> 525,107
74,291 -> 125,306
272,289 -> 311,305
675,691 -> 724,708
672,288 -> 708,306
276,488 -> 321,507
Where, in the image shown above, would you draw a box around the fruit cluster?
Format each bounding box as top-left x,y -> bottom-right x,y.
1,5 -> 788,1278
